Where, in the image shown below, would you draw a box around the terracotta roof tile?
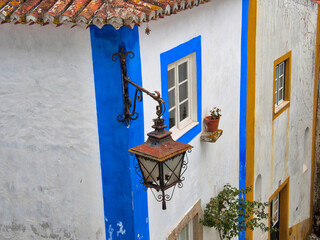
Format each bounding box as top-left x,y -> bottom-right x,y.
0,0 -> 209,28
11,0 -> 41,22
44,0 -> 73,23
76,0 -> 102,24
0,0 -> 10,9
26,0 -> 56,22
0,0 -> 23,20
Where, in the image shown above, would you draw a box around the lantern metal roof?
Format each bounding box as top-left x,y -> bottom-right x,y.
129,127 -> 192,162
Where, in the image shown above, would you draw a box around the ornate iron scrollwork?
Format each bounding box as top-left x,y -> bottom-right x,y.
112,47 -> 165,125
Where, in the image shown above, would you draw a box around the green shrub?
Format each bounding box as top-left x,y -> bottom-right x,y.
201,184 -> 272,240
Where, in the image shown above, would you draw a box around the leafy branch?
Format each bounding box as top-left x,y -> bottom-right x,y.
201,184 -> 274,240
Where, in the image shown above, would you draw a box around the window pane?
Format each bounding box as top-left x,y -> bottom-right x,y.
279,76 -> 284,88
275,65 -> 279,106
275,78 -> 278,105
180,101 -> 189,121
272,194 -> 279,226
179,82 -> 188,103
169,109 -> 176,129
280,62 -> 284,75
275,66 -> 279,86
279,89 -> 283,102
178,224 -> 189,240
168,68 -> 175,89
179,62 -> 188,83
169,89 -> 175,109
275,61 -> 286,106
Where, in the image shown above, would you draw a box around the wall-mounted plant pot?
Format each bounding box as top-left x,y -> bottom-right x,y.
204,116 -> 220,132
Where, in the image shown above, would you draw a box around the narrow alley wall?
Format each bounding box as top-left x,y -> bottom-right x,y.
0,24 -> 106,239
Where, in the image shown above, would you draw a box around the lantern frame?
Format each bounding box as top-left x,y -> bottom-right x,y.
129,119 -> 192,209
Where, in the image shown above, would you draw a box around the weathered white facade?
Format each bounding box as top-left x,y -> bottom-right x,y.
0,0 -> 319,239
139,0 -> 242,239
254,0 -> 318,239
0,25 -> 106,239
0,0 -> 244,238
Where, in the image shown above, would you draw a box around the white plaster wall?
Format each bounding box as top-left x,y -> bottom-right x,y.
0,24 -> 106,240
139,0 -> 242,239
255,0 -> 318,238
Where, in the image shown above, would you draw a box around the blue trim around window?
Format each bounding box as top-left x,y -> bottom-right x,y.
160,36 -> 202,144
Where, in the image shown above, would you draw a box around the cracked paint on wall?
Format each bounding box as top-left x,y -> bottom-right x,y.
0,222 -> 78,240
116,222 -> 126,236
107,225 -> 114,240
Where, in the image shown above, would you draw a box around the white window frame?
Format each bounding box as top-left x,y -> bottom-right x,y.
271,193 -> 279,227
275,61 -> 285,107
168,53 -> 198,140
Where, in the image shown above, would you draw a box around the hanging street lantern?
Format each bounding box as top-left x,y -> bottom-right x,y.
112,47 -> 193,210
129,118 -> 192,210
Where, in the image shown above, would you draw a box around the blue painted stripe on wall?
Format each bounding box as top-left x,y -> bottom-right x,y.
160,36 -> 202,144
239,0 -> 249,239
90,25 -> 149,240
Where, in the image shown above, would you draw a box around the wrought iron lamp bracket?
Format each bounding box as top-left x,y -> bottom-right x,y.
112,47 -> 166,125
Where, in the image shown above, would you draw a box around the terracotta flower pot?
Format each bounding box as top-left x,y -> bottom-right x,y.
204,116 -> 220,132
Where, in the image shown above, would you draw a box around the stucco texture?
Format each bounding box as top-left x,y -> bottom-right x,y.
138,0 -> 242,239
255,0 -> 318,238
0,24 -> 105,239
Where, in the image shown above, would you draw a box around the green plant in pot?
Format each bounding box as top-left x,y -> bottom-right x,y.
204,107 -> 221,132
201,184 -> 273,240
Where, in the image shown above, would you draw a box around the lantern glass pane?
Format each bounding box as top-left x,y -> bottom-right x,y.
163,153 -> 184,186
137,156 -> 159,186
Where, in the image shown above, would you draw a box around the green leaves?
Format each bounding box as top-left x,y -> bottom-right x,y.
210,107 -> 222,119
201,184 -> 272,240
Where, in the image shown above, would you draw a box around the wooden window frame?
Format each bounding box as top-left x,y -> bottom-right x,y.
167,199 -> 203,240
273,51 -> 292,120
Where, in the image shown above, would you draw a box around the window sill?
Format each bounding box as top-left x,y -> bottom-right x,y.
273,101 -> 290,119
171,121 -> 199,141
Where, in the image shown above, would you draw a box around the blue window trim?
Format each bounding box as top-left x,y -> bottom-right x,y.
160,36 -> 202,144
